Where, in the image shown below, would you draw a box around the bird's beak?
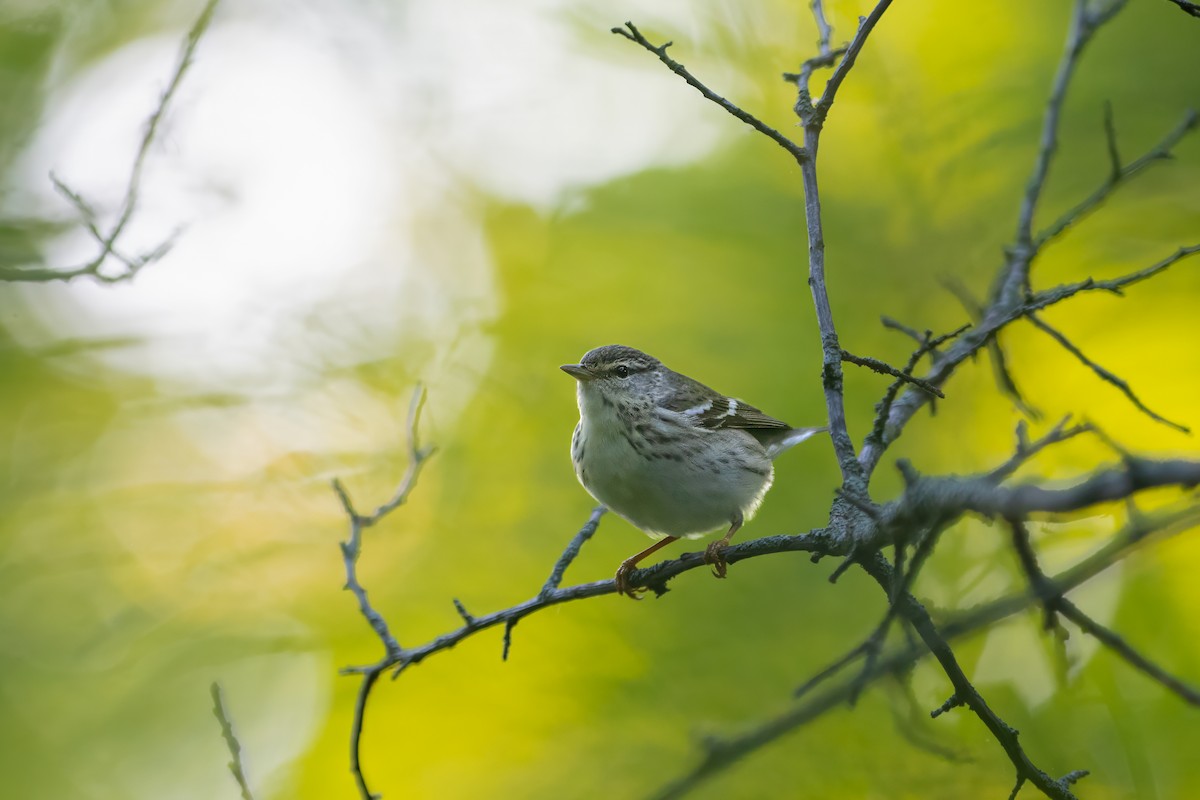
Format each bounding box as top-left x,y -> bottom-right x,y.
560,363 -> 593,381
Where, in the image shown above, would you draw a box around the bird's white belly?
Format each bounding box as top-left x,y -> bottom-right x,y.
574,415 -> 772,539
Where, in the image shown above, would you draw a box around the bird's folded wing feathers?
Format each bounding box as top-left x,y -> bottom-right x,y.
664,376 -> 792,431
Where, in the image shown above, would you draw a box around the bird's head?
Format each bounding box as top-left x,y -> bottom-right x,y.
560,344 -> 665,407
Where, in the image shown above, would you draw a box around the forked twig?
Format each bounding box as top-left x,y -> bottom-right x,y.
0,0 -> 219,284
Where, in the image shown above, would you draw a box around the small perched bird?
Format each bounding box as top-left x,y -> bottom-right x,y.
561,344 -> 826,598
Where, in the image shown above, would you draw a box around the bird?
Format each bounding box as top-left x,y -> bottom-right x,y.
561,344 -> 826,598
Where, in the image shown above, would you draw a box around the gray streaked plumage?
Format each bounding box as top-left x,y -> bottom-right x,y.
561,344 -> 826,595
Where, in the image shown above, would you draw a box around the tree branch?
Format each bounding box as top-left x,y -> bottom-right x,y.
858,242 -> 1200,476
0,0 -> 219,284
611,22 -> 808,165
649,502 -> 1200,799
540,506 -> 605,598
1165,0 -> 1200,18
210,682 -> 255,800
840,349 -> 945,398
1035,109 -> 1198,249
1000,0 -> 1129,304
1026,312 -> 1190,433
791,0 -> 899,491
332,385 -> 436,799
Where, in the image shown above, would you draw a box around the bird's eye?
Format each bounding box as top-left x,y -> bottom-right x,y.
614,365 -> 630,378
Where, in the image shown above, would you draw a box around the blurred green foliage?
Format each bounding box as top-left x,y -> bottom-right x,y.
0,0 -> 1198,798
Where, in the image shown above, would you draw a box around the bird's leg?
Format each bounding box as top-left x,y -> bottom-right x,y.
704,511 -> 744,579
615,536 -> 679,599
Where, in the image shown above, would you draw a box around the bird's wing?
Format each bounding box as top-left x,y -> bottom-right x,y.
663,375 -> 792,431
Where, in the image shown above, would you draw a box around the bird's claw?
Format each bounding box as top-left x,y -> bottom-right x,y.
614,562 -> 646,600
704,541 -> 729,579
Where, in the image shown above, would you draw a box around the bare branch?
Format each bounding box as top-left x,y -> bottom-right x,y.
1000,0 -> 1130,304
841,349 -> 945,398
654,502 -> 1200,798
332,385 -> 436,800
540,506 -> 605,598
812,0 -> 897,124
0,0 -> 220,284
868,322 -> 972,446
943,277 -> 1042,420
611,22 -> 807,165
1057,598 -> 1200,705
860,243 -> 1199,476
1027,313 -> 1190,433
1028,244 -> 1200,308
987,417 -> 1094,483
340,4 -> 1199,796
886,456 -> 1200,529
347,455 -> 1200,774
1165,0 -> 1200,18
210,682 -> 255,800
859,554 -> 1085,800
931,692 -> 965,719
1007,517 -> 1200,705
350,667 -> 385,800
810,0 -> 833,57
1035,109 -> 1199,249
1014,1 -> 1095,253
783,0 -> 844,109
342,526 -> 843,680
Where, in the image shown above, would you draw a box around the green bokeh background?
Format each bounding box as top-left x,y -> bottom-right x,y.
1,1 -> 1198,798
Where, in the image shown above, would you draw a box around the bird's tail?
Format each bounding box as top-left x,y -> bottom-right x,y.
765,426 -> 828,460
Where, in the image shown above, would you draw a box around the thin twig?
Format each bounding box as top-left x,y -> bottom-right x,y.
931,693 -> 964,719
1007,516 -> 1200,706
1057,598 -> 1200,705
350,667 -> 385,800
987,417 -> 1094,483
869,322 -> 972,447
784,0 -> 844,111
859,554 -> 1083,800
943,277 -> 1041,420
1028,244 -> 1200,309
790,0 -> 898,492
1165,0 -> 1200,18
859,243 -> 1200,476
1035,109 -> 1199,249
1007,517 -> 1064,631
540,506 -> 606,598
999,0 -> 1130,304
210,682 -> 255,800
1027,313 -> 1190,433
881,316 -> 926,345
841,350 -> 945,398
810,0 -> 833,56
812,0 -> 896,123
333,385 -> 436,800
0,0 -> 220,284
611,22 -> 807,165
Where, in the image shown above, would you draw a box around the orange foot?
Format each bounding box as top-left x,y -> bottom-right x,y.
614,560 -> 647,600
704,540 -> 730,579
